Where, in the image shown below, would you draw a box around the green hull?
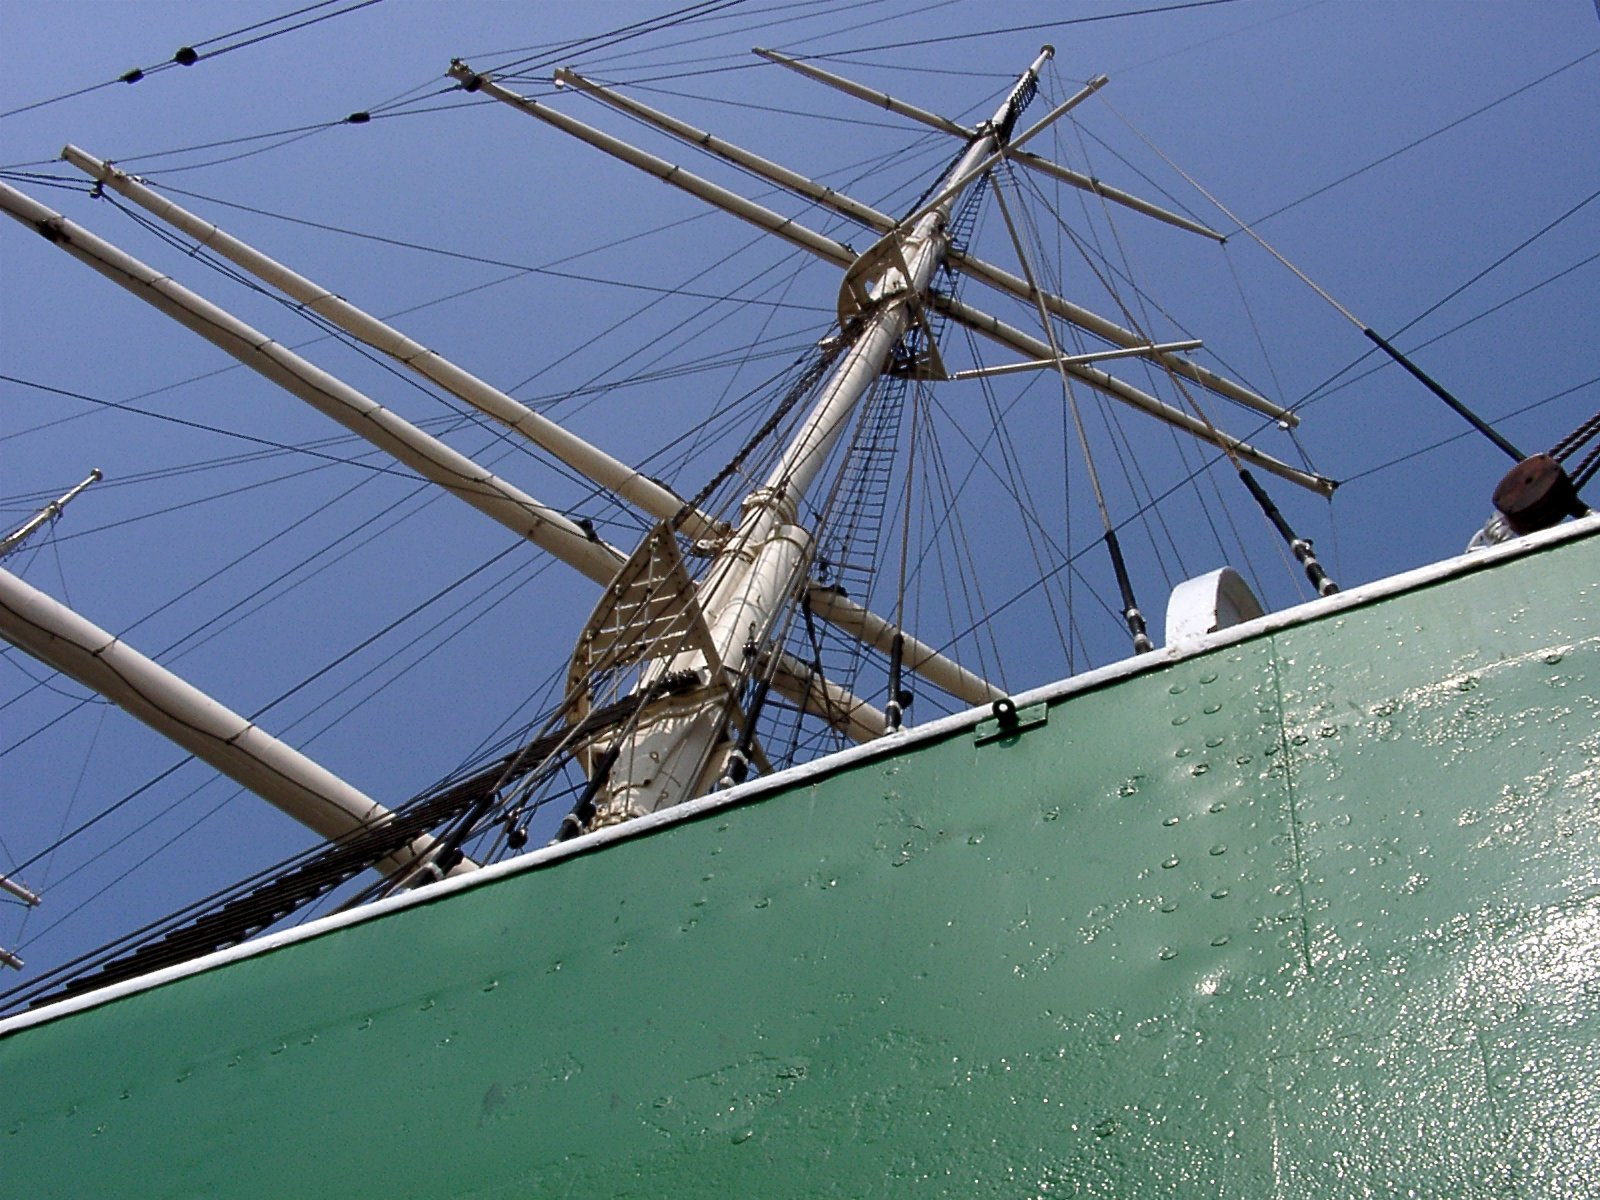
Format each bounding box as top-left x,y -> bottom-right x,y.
4,523 -> 1597,1197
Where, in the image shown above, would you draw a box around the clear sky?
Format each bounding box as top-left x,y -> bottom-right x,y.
2,1 -> 1596,992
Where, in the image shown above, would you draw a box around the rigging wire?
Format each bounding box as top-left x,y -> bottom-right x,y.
1285,250 -> 1599,421
1345,376 -> 1600,486
2,417 -> 489,751
0,373 -> 416,476
778,0 -> 1255,58
90,195 -> 659,539
1012,120 -> 1198,588
566,0 -> 882,73
7,2 -> 1593,984
481,0 -> 751,77
3,334 -> 838,915
4,536 -> 530,881
0,164 -> 851,771
1244,46 -> 1600,230
1386,184 -> 1600,343
0,0 -> 388,122
992,167 -> 1158,652
116,176 -> 826,311
1097,92 -> 1526,471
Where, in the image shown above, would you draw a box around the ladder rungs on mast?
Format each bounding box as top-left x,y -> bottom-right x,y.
767,652 -> 888,744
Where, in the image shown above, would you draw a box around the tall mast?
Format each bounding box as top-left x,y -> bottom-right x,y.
570,48 -> 1057,825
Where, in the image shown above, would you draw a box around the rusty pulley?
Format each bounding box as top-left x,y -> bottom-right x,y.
1491,453 -> 1582,535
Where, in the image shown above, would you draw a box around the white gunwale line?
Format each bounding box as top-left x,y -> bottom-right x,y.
3,512 -> 1595,1038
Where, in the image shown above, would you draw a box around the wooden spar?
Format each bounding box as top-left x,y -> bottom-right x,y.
1006,148 -> 1225,241
449,63 -> 856,269
768,651 -> 887,743
804,589 -> 1005,707
59,147 -> 725,545
890,75 -> 1112,234
0,568 -> 463,877
754,47 -> 1224,241
39,140 -> 979,767
550,70 -> 1286,425
752,47 -> 974,137
463,48 -> 1056,821
456,70 -> 1310,482
0,874 -> 40,907
550,68 -> 889,232
946,340 -> 1204,380
0,181 -> 627,586
547,70 -> 1285,424
935,293 -> 1335,495
944,253 -> 1289,423
0,469 -> 101,560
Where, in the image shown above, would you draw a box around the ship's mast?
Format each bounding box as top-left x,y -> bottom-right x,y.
0,39 -> 1337,883
576,48 -> 1057,825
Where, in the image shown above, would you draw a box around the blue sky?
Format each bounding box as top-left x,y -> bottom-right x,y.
2,1 -> 1596,989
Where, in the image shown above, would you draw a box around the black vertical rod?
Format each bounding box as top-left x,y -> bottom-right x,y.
719,679 -> 772,789
885,632 -> 906,732
1103,528 -> 1154,653
1363,328 -> 1524,462
1238,469 -> 1338,596
556,744 -> 620,841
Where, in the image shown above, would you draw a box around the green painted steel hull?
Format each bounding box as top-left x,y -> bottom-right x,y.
4,526 -> 1597,1197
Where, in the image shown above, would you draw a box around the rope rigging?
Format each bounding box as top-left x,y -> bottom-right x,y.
4,4 -> 1592,1006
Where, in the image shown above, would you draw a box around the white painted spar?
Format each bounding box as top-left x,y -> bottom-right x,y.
0,181 -> 626,587
551,68 -> 1276,421
933,291 -> 1333,495
0,568 -> 456,875
0,875 -> 41,907
0,469 -> 101,559
537,48 -> 1051,819
944,341 -> 1204,380
1007,146 -> 1226,241
552,68 -> 890,230
755,48 -> 1226,245
804,588 -> 1005,708
451,63 -> 856,270
891,72 -> 1110,234
941,253 -> 1288,422
60,147 -> 724,544
753,47 -> 974,137
464,67 -> 1308,467
768,651 -> 888,744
